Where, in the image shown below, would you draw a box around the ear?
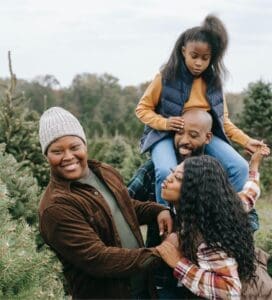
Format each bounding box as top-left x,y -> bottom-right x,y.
205,132 -> 213,144
182,46 -> 186,57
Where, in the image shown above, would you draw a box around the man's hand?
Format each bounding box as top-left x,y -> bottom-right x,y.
245,138 -> 270,156
164,232 -> 179,247
157,210 -> 173,237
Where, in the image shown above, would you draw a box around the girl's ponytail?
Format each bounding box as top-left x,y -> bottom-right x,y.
161,14 -> 229,85
202,14 -> 229,85
202,14 -> 228,59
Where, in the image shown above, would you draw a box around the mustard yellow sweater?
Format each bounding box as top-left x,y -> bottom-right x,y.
136,73 -> 250,147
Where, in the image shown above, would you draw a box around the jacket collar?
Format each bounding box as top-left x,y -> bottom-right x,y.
179,60 -> 194,84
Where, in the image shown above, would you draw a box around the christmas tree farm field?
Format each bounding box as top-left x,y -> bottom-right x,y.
255,196 -> 272,257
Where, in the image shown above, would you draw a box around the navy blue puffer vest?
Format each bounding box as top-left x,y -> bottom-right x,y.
139,65 -> 229,153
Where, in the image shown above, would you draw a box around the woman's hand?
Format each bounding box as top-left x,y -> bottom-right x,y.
157,210 -> 173,237
156,240 -> 182,268
166,117 -> 184,132
245,139 -> 270,156
164,232 -> 179,247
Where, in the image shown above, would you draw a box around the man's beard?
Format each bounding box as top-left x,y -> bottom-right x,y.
176,144 -> 206,163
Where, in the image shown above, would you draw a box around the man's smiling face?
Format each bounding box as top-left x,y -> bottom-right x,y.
174,110 -> 212,161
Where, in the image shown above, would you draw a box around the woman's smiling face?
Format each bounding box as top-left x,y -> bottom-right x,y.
46,135 -> 89,180
161,162 -> 184,203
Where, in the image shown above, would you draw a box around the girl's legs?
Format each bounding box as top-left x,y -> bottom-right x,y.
205,136 -> 249,192
151,137 -> 177,206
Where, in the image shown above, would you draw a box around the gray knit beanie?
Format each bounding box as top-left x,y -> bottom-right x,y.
39,107 -> 87,154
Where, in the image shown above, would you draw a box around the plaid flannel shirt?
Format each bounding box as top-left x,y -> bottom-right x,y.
174,243 -> 241,299
127,159 -> 155,202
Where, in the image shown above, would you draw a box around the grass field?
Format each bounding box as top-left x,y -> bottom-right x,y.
255,196 -> 272,255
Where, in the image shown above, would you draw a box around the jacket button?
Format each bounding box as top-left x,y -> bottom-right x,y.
94,191 -> 99,195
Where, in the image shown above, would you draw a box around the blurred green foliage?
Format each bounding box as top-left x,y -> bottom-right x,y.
0,180 -> 64,299
238,80 -> 272,193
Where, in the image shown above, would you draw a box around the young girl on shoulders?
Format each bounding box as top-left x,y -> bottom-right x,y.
136,14 -> 268,205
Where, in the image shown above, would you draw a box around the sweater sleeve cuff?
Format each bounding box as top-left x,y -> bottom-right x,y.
248,170 -> 260,181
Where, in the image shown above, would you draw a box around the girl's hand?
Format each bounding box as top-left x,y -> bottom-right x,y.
156,241 -> 182,268
245,139 -> 270,156
166,117 -> 184,132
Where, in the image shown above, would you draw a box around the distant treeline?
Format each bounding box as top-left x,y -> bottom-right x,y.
1,73 -> 148,140
0,73 -> 245,141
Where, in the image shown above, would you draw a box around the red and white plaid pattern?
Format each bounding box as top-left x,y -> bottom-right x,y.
174,243 -> 241,299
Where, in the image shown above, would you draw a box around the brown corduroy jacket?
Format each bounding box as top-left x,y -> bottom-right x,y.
39,160 -> 166,299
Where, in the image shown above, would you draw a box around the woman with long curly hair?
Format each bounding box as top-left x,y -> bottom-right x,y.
156,148 -> 270,299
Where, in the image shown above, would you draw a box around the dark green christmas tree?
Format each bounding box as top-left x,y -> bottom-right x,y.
238,80 -> 272,191
0,178 -> 64,299
239,80 -> 272,143
0,144 -> 40,225
0,52 -> 49,188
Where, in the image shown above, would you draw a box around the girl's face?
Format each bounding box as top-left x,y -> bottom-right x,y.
182,41 -> 211,77
161,162 -> 184,203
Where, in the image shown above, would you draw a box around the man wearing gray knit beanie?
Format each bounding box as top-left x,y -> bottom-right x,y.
38,106 -> 173,299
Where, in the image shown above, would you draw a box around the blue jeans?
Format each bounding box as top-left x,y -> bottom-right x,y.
157,286 -> 180,299
204,136 -> 249,192
157,285 -> 203,299
151,137 -> 177,206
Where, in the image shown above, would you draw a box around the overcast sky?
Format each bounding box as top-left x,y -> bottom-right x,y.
0,0 -> 271,92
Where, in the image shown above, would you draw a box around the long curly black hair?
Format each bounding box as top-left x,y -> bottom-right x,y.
176,155 -> 255,282
161,14 -> 228,89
